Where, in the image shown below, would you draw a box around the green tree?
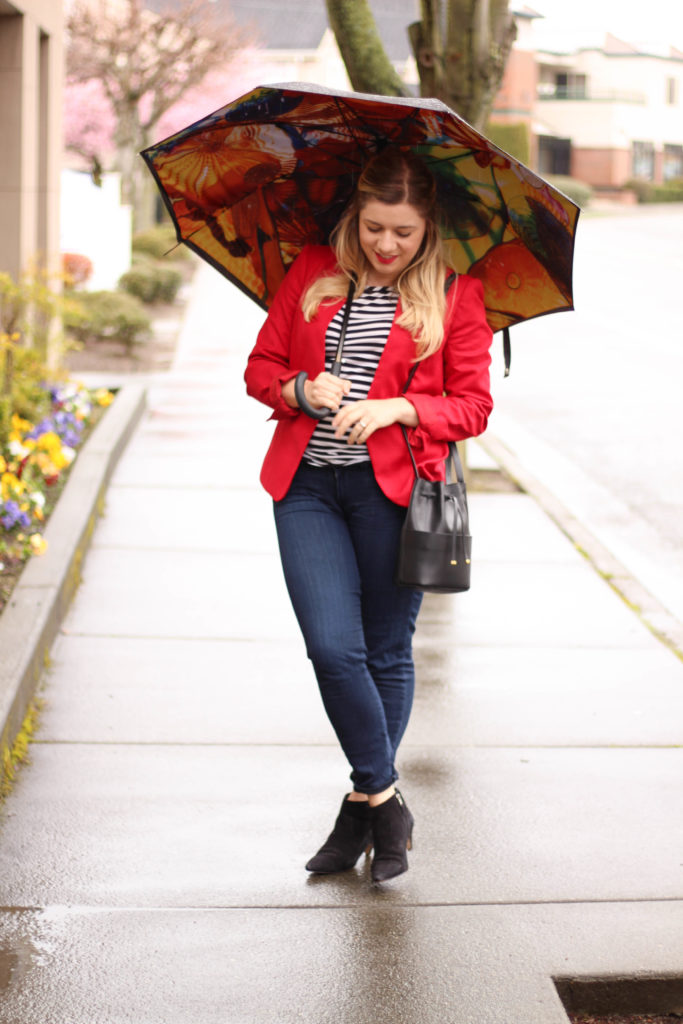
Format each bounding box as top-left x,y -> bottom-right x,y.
326,0 -> 517,130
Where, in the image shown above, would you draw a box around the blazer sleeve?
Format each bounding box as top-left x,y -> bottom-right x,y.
244,247 -> 318,421
406,275 -> 493,445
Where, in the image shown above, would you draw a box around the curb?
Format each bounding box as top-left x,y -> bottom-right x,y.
0,384 -> 147,779
478,431 -> 683,661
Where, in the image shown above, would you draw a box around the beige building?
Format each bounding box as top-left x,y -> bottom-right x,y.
535,36 -> 683,191
0,0 -> 63,279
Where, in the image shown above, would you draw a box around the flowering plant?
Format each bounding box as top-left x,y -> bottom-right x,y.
1,381 -> 114,569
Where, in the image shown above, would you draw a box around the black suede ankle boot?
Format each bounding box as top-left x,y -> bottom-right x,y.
370,789 -> 414,883
305,795 -> 373,874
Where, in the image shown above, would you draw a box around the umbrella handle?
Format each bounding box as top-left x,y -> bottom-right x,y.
294,371 -> 331,420
293,278 -> 355,420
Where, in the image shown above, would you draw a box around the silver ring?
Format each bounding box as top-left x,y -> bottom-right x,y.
359,420 -> 367,429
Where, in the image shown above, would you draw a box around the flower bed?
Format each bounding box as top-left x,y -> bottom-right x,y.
0,380 -> 114,613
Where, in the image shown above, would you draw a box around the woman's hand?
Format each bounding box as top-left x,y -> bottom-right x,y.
306,371 -> 352,411
282,371 -> 351,411
332,398 -> 418,444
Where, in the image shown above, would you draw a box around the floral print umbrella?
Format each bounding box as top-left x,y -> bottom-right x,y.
141,82 -> 579,336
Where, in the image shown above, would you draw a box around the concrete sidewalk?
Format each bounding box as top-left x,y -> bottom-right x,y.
0,262 -> 682,1023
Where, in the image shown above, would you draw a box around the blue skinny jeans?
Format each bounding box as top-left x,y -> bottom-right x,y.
273,460 -> 423,795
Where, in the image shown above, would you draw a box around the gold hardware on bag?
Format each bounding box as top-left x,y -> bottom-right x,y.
450,559 -> 457,565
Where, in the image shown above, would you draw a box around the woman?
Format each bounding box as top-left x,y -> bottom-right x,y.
244,147 -> 493,882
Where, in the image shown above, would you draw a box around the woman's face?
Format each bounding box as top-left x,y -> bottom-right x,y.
358,199 -> 427,286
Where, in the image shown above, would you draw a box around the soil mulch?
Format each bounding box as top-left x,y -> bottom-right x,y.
0,552 -> 25,614
569,1016 -> 682,1023
64,297 -> 182,376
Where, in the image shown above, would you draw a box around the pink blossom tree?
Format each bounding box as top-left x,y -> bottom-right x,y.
66,0 -> 247,229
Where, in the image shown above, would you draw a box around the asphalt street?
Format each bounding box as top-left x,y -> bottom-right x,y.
487,203 -> 683,623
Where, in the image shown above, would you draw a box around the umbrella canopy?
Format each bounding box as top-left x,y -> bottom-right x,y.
141,82 -> 579,334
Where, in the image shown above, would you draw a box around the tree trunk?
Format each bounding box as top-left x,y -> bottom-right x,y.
134,129 -> 158,232
326,0 -> 516,131
114,108 -> 156,231
439,0 -> 517,129
407,0 -> 445,99
325,0 -> 408,96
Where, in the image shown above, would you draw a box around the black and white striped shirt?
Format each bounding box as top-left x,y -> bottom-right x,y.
304,286 -> 399,467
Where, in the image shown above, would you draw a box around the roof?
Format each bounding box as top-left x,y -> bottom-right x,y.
147,1 -> 531,61
229,0 -> 420,58
145,0 -> 421,60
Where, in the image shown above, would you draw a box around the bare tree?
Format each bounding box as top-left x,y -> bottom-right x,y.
326,0 -> 516,130
326,0 -> 410,97
66,0 -> 244,229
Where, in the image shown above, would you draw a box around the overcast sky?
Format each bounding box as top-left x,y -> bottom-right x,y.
529,0 -> 683,53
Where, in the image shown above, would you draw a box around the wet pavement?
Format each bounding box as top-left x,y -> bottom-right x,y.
0,262 -> 682,1023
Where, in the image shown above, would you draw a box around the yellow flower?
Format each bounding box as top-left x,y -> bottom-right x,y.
0,456 -> 6,473
94,388 -> 115,407
36,431 -> 61,453
11,413 -> 33,434
1,471 -> 24,500
29,534 -> 48,555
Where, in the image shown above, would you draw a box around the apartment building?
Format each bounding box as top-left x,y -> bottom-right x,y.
535,35 -> 683,190
493,13 -> 683,195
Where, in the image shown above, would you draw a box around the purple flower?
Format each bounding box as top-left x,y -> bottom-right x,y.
27,411 -> 83,446
1,500 -> 31,531
63,429 -> 81,448
27,417 -> 53,439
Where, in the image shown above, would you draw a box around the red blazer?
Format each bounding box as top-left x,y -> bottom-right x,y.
244,245 -> 493,507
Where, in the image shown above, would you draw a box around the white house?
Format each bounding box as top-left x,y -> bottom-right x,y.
534,34 -> 683,189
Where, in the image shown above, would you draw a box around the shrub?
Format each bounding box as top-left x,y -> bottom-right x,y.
118,264 -> 158,303
546,175 -> 593,208
625,178 -> 683,203
625,179 -> 650,203
0,269 -> 69,364
6,346 -> 56,426
65,290 -> 151,350
132,224 -> 188,261
118,260 -> 183,304
0,343 -> 54,444
156,265 -> 184,303
485,121 -> 531,165
654,179 -> 683,201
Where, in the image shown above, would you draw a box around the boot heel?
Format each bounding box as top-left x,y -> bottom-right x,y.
370,790 -> 414,883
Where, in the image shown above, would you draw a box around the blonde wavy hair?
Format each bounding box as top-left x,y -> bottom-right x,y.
301,147 -> 449,360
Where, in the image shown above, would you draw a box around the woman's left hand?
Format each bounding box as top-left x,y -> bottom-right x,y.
332,398 -> 418,445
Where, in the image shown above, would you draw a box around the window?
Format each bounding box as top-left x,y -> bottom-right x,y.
663,144 -> 683,181
538,136 -> 571,176
666,77 -> 678,105
555,72 -> 587,99
632,141 -> 655,181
